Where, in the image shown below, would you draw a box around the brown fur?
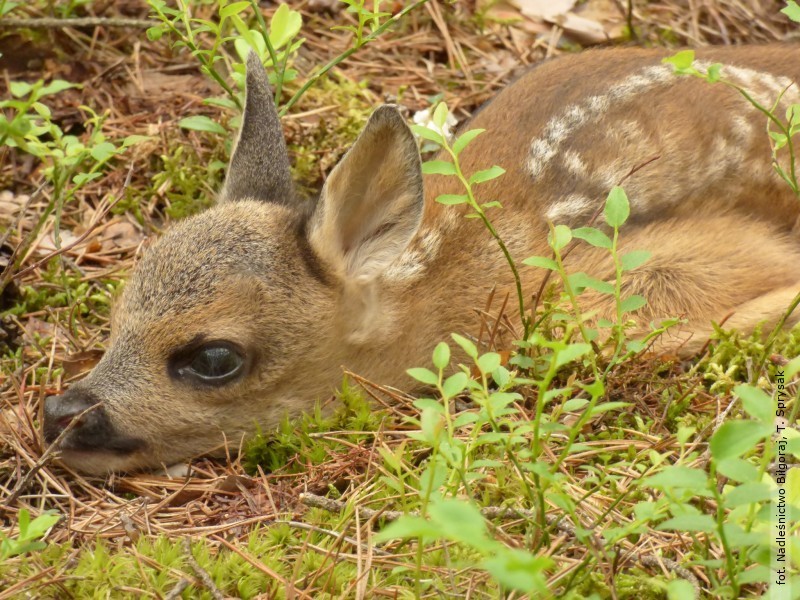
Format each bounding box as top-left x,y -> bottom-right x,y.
44,46 -> 800,474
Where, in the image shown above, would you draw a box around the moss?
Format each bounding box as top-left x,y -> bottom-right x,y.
242,376 -> 385,474
570,570 -> 670,600
285,72 -> 375,194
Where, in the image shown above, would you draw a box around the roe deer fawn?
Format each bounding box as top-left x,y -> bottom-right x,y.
44,45 -> 800,474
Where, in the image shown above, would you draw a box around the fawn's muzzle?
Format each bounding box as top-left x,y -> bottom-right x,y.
43,389 -> 145,455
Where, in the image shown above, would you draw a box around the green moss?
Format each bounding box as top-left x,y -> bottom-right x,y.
1,258 -> 120,320
286,73 -> 375,194
242,376 -> 386,474
570,569 -> 670,600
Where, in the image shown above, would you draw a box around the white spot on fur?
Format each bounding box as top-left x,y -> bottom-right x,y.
384,228 -> 442,282
730,114 -> 754,144
563,150 -> 587,176
527,65 -> 674,179
546,193 -> 592,223
526,61 -> 796,182
385,249 -> 425,281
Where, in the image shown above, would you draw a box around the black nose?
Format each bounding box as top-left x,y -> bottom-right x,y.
43,389 -> 144,454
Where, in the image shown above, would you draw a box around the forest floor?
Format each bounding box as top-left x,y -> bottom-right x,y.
1,0 -> 798,598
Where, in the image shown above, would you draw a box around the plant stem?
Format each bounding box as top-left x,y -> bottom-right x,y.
279,0 -> 428,116
443,146 -> 531,339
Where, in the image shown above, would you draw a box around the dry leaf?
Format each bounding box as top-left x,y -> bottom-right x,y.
101,221 -> 145,251
63,349 -> 105,379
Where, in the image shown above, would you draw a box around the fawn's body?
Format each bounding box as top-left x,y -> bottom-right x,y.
44,45 -> 800,474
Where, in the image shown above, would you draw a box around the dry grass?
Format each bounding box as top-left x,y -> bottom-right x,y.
0,0 -> 797,597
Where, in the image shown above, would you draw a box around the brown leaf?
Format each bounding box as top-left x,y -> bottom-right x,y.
101,221 -> 145,252
63,349 -> 105,380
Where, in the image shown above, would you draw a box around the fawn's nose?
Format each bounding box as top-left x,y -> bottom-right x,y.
43,389 -> 104,445
43,389 -> 144,454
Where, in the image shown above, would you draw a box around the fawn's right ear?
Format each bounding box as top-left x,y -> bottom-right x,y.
220,52 -> 294,204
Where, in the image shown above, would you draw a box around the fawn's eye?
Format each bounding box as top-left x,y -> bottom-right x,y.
173,343 -> 245,385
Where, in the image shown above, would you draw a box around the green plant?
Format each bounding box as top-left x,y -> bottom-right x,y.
148,0 -> 429,140
0,509 -> 60,559
0,80 -> 143,297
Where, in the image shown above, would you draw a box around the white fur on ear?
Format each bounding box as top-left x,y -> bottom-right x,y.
308,105 -> 424,282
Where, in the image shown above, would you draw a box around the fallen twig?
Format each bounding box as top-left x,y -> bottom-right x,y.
182,538 -> 225,600
0,17 -> 157,29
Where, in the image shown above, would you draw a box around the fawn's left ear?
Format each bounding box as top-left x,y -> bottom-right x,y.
307,105 -> 424,282
220,52 -> 294,203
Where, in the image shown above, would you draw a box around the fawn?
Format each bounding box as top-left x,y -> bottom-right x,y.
44,45 -> 800,474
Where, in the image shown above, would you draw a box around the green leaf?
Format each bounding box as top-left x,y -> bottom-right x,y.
554,343 -> 591,369
549,224 -> 572,251
469,165 -> 505,185
453,128 -> 485,155
770,131 -> 788,150
219,1 -> 250,18
435,194 -> 468,205
432,342 -> 450,370
572,226 -> 612,249
482,548 -> 552,594
604,186 -> 630,228
9,81 -> 32,98
407,368 -> 438,386
710,420 -> 771,461
269,3 -> 303,49
451,333 -> 478,359
787,467 -> 800,509
413,398 -> 445,414
432,102 -> 449,129
72,172 -> 103,186
668,578 -> 698,600
716,458 -> 759,483
587,401 -> 631,417
662,50 -> 696,71
410,124 -> 444,144
442,372 -> 468,399
39,80 -> 77,97
619,250 -> 651,271
90,141 -> 117,163
522,255 -> 558,270
422,160 -> 457,176
724,482 -> 772,508
179,115 -> 226,135
146,26 -> 164,41
644,466 -> 710,491
568,272 -> 615,295
563,398 -> 589,411
21,511 -> 60,541
657,514 -> 716,533
620,294 -> 647,314
476,352 -> 501,375
705,63 -> 723,83
734,384 -> 773,423
781,0 -> 800,22
428,497 -> 490,547
0,2 -> 19,16
121,135 -> 149,148
784,355 -> 800,378
372,515 -> 439,543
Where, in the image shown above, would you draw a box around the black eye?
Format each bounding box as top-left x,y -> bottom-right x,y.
176,343 -> 245,385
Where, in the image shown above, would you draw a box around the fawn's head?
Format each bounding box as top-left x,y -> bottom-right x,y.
43,53 -> 425,474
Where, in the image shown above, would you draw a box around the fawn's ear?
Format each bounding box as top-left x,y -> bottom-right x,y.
307,105 -> 424,282
220,52 -> 294,203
